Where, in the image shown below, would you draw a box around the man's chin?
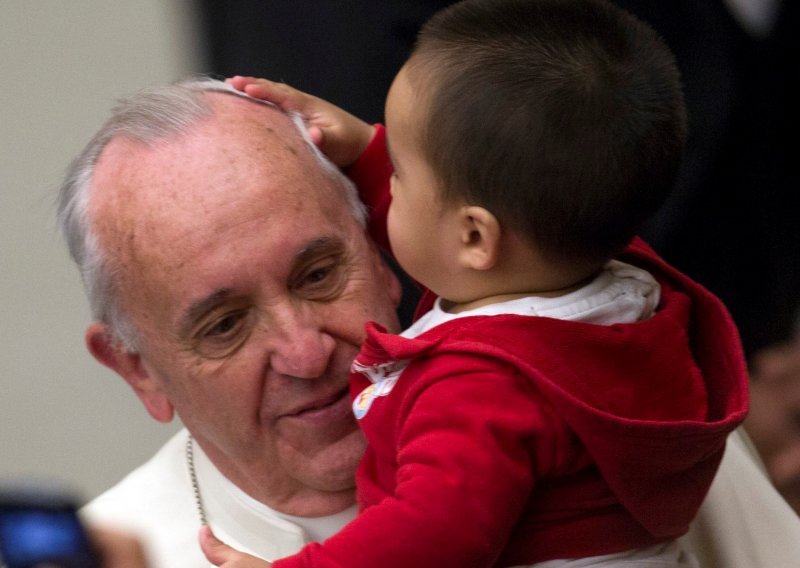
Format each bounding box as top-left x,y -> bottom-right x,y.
281,428 -> 365,495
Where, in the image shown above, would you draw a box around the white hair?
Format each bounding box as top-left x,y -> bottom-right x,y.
57,77 -> 366,351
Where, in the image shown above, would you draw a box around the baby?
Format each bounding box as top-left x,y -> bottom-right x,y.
202,0 -> 747,566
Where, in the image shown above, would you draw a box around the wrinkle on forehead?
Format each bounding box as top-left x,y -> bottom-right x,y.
88,94 -> 341,315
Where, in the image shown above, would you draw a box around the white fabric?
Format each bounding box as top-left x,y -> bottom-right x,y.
525,542 -> 697,568
80,429 -> 356,567
403,259 -> 660,338
81,421 -> 800,568
678,428 -> 800,567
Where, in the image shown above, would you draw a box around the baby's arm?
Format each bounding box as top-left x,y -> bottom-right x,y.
200,526 -> 273,568
227,76 -> 375,167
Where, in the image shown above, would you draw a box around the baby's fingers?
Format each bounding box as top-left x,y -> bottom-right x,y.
229,76 -> 308,113
199,526 -> 273,568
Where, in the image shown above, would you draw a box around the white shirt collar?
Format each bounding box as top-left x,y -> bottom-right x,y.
194,439 -> 357,559
403,260 -> 660,338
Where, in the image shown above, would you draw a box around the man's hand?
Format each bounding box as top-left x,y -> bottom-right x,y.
199,526 -> 274,568
227,76 -> 375,167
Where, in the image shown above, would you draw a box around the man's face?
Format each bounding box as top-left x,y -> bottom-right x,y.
88,94 -> 401,515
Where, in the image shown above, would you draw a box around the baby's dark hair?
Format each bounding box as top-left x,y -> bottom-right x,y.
407,0 -> 687,265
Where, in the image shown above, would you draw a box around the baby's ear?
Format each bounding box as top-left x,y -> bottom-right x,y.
457,205 -> 501,271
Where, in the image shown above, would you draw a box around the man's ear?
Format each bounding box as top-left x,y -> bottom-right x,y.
369,239 -> 404,309
457,206 -> 501,271
382,260 -> 404,309
85,323 -> 175,423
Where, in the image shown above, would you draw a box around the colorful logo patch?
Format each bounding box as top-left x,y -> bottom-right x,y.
351,360 -> 407,419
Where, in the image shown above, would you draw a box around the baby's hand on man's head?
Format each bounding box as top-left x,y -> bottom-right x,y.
227,76 -> 375,167
199,526 -> 274,568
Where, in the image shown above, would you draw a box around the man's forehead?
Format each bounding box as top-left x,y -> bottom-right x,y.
88,92 -> 342,262
93,95 -> 315,201
98,89 -> 306,167
94,89 -> 345,227
205,90 -> 298,135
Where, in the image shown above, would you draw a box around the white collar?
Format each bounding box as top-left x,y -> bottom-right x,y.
403,260 -> 660,338
192,439 -> 356,559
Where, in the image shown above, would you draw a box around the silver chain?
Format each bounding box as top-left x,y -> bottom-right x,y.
186,434 -> 208,526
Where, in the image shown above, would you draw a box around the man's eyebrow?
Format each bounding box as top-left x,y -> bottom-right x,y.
295,236 -> 344,263
177,238 -> 343,337
178,288 -> 233,338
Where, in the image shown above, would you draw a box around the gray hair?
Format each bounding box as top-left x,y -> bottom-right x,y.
57,77 -> 367,352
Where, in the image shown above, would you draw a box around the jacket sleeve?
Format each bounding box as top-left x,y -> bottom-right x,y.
273,355 -> 565,568
344,124 -> 392,253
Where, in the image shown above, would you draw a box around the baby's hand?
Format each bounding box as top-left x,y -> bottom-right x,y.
199,526 -> 274,568
228,76 -> 375,167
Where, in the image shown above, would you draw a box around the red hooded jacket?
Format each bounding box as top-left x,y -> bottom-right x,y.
275,126 -> 748,567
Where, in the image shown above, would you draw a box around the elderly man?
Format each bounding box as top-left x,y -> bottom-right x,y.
59,78 -> 400,565
60,78 -> 800,567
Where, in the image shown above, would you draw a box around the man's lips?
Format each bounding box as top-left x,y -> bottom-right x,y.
273,386 -> 360,447
280,388 -> 352,422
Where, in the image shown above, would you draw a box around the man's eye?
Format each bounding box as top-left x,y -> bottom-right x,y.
206,312 -> 244,337
305,265 -> 333,285
293,259 -> 347,300
193,310 -> 251,359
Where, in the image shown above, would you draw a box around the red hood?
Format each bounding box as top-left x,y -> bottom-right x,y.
361,237 -> 748,539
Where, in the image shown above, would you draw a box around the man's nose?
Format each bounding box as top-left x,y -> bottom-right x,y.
267,309 -> 336,379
